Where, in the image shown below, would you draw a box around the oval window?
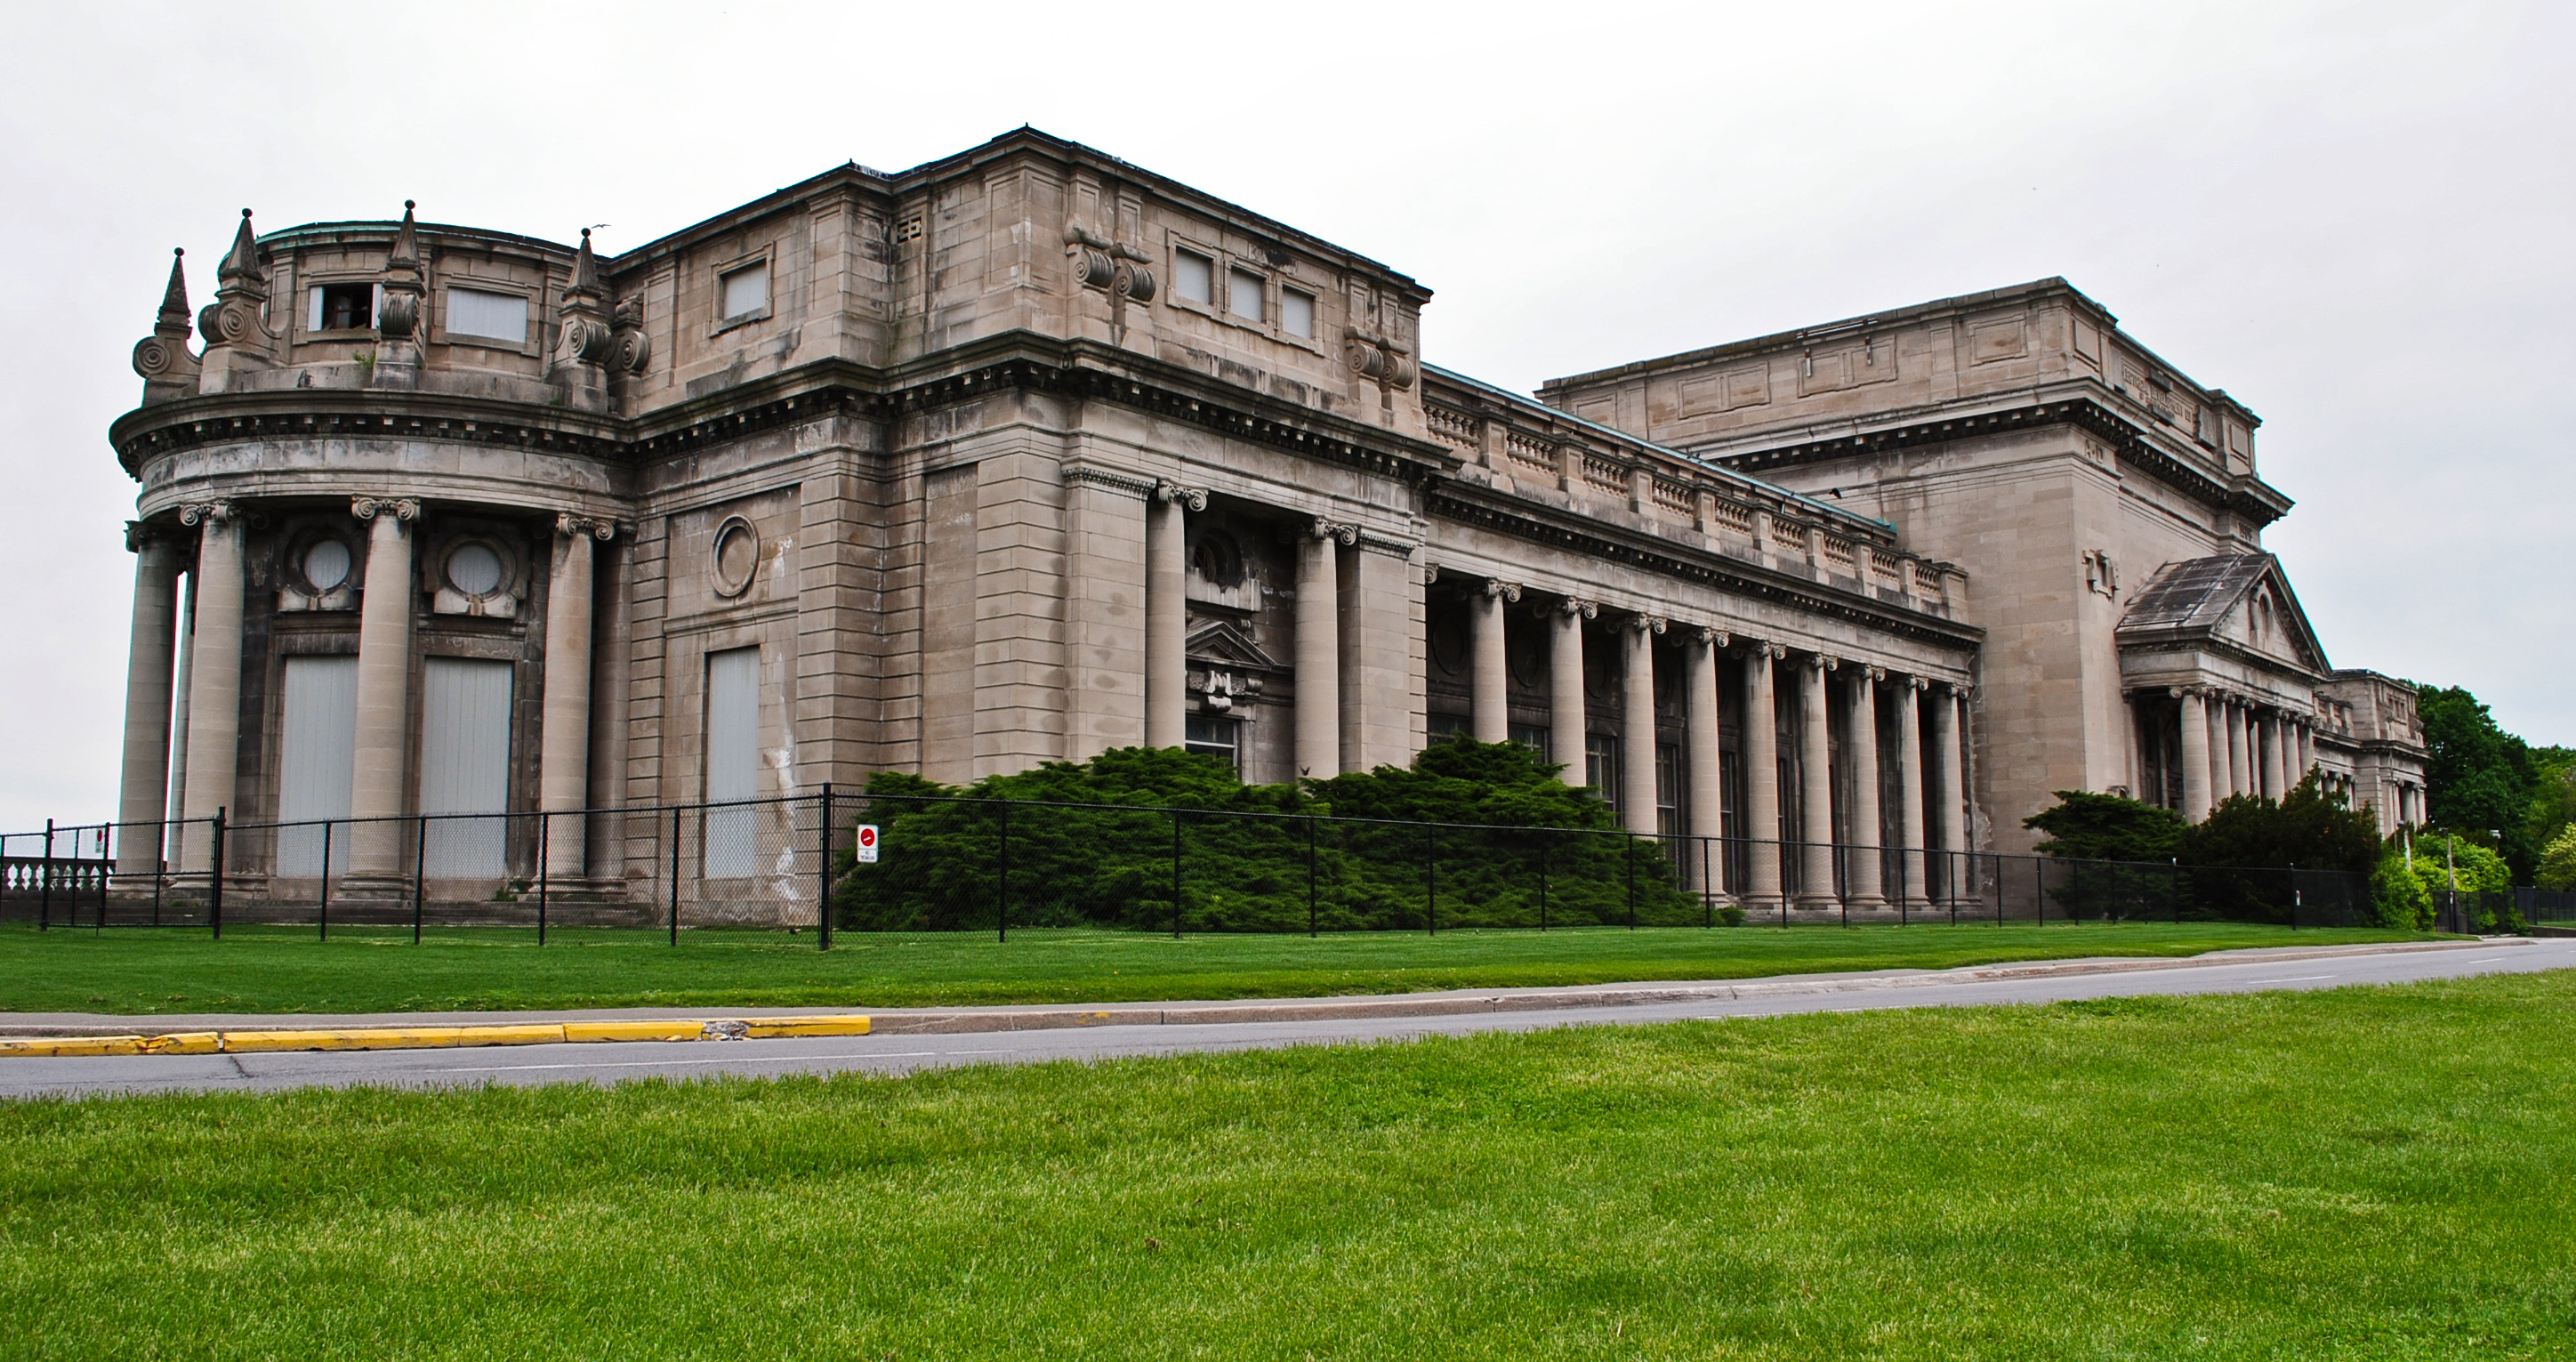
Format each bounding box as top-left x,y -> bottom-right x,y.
711,517 -> 760,598
447,543 -> 504,597
302,539 -> 351,592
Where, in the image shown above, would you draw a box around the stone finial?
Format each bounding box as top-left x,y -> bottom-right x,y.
214,208 -> 264,290
196,209 -> 276,368
567,227 -> 602,301
133,247 -> 202,403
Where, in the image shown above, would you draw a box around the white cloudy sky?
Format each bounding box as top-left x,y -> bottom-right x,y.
0,1 -> 2566,832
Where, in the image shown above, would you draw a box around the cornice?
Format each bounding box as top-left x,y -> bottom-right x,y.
110,332 -> 1461,489
1423,481 -> 1981,652
1703,392 -> 2292,527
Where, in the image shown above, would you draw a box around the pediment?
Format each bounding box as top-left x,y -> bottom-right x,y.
1186,619 -> 1282,673
2118,552 -> 2328,673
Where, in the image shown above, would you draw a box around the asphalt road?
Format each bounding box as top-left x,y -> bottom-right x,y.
5,939 -> 2566,1100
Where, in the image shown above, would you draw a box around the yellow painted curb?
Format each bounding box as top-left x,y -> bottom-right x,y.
0,1015 -> 869,1058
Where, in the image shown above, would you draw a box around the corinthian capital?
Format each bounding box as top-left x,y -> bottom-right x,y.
351,496 -> 419,523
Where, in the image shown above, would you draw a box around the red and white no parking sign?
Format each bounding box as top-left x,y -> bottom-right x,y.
855,825 -> 880,863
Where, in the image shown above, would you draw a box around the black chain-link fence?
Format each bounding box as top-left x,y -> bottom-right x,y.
1,793 -> 2427,941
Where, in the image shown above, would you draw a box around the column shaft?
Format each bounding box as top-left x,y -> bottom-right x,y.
116,532 -> 183,874
2180,691 -> 2212,822
1293,528 -> 1340,778
1894,681 -> 1926,905
2260,713 -> 2285,799
1550,604 -> 1588,788
1927,686 -> 1962,902
348,505 -> 416,880
177,512 -> 245,873
1469,586 -> 1509,745
1846,671 -> 1884,907
1741,651 -> 1782,906
2224,703 -> 2248,797
1620,623 -> 1660,834
1685,632 -> 1723,889
1796,658 -> 1836,907
1144,493 -> 1187,750
165,568 -> 197,866
539,524 -> 597,881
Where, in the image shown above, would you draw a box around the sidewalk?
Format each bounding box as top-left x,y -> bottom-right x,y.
0,938 -> 2517,1043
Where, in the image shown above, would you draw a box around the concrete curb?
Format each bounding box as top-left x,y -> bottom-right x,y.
1,939 -> 2527,1052
0,1015 -> 872,1059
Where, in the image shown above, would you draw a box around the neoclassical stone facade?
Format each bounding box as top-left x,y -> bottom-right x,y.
104,129 -> 2423,918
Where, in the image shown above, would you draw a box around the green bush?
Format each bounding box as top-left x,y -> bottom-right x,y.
2537,825 -> 2576,892
832,740 -> 1701,932
2024,790 -> 2187,862
2372,845 -> 2431,931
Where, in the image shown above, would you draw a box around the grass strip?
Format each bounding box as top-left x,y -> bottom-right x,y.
0,920 -> 2437,1016
3,971 -> 2570,1358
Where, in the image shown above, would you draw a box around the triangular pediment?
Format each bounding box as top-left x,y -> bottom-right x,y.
2118,553 -> 2329,673
1186,619 -> 1282,672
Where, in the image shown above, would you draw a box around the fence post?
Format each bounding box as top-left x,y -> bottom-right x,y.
1539,839 -> 1549,931
1424,823 -> 1436,937
669,804 -> 682,947
209,809 -> 227,940
1171,809 -> 1183,939
1703,837 -> 1713,928
318,818 -> 331,941
998,798 -> 1011,945
535,811 -> 550,947
151,826 -> 164,927
817,784 -> 833,952
2287,861 -> 2298,931
412,813 -> 426,945
1306,815 -> 1317,939
39,818 -> 52,931
1627,833 -> 1638,931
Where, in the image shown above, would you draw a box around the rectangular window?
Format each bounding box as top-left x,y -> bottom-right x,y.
1508,722 -> 1550,760
720,262 -> 769,321
704,647 -> 761,878
1173,249 -> 1214,305
446,287 -> 528,343
1281,287 -> 1316,340
274,656 -> 357,877
1228,268 -> 1266,322
419,657 -> 514,879
1427,713 -> 1469,742
309,283 -> 377,332
1184,715 -> 1240,771
1586,733 -> 1619,809
1656,742 -> 1683,838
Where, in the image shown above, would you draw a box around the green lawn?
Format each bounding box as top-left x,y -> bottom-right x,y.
4,971 -> 2572,1358
0,920 -> 2437,1015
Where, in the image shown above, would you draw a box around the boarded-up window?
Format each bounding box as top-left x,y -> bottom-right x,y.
1228,269 -> 1265,322
1173,250 -> 1213,305
720,262 -> 769,321
275,656 -> 357,877
420,657 -> 513,878
1281,288 -> 1316,339
446,288 -> 528,343
704,646 -> 761,878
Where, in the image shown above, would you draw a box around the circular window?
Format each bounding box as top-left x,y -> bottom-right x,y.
711,516 -> 760,598
447,543 -> 504,597
302,539 -> 351,593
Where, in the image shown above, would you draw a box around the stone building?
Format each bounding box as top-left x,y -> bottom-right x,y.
104,128 -> 2425,918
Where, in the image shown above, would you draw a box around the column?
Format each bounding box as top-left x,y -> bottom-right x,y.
346,497 -> 418,884
1685,627 -> 1725,889
1143,483 -> 1195,750
2295,721 -> 2314,784
1293,518 -> 1344,778
1469,580 -> 1517,744
2204,696 -> 2227,806
165,567 -> 197,868
2224,699 -> 2249,798
1846,667 -> 1884,907
176,503 -> 244,873
2179,689 -> 2212,823
2260,711 -> 2285,799
1549,598 -> 1592,787
540,515 -> 605,881
1620,616 -> 1662,836
115,526 -> 184,874
1741,646 -> 1783,907
1796,655 -> 1837,908
1927,683 -> 1963,903
1894,678 -> 1926,906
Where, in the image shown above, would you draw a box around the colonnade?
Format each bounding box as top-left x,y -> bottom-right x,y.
114,496 -> 611,885
2169,688 -> 2321,823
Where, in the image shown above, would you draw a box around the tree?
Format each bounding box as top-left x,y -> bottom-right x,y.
2178,775 -> 2383,923
2533,825 -> 2576,893
2414,684 -> 2540,881
2022,790 -> 2186,862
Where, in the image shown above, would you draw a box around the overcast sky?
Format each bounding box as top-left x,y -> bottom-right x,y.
0,1 -> 2566,832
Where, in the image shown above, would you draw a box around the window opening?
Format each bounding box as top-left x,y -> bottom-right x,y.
1228,269 -> 1266,322
312,282 -> 376,331
1173,250 -> 1213,306
446,288 -> 528,343
720,262 -> 769,321
1281,288 -> 1316,339
1184,714 -> 1239,770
